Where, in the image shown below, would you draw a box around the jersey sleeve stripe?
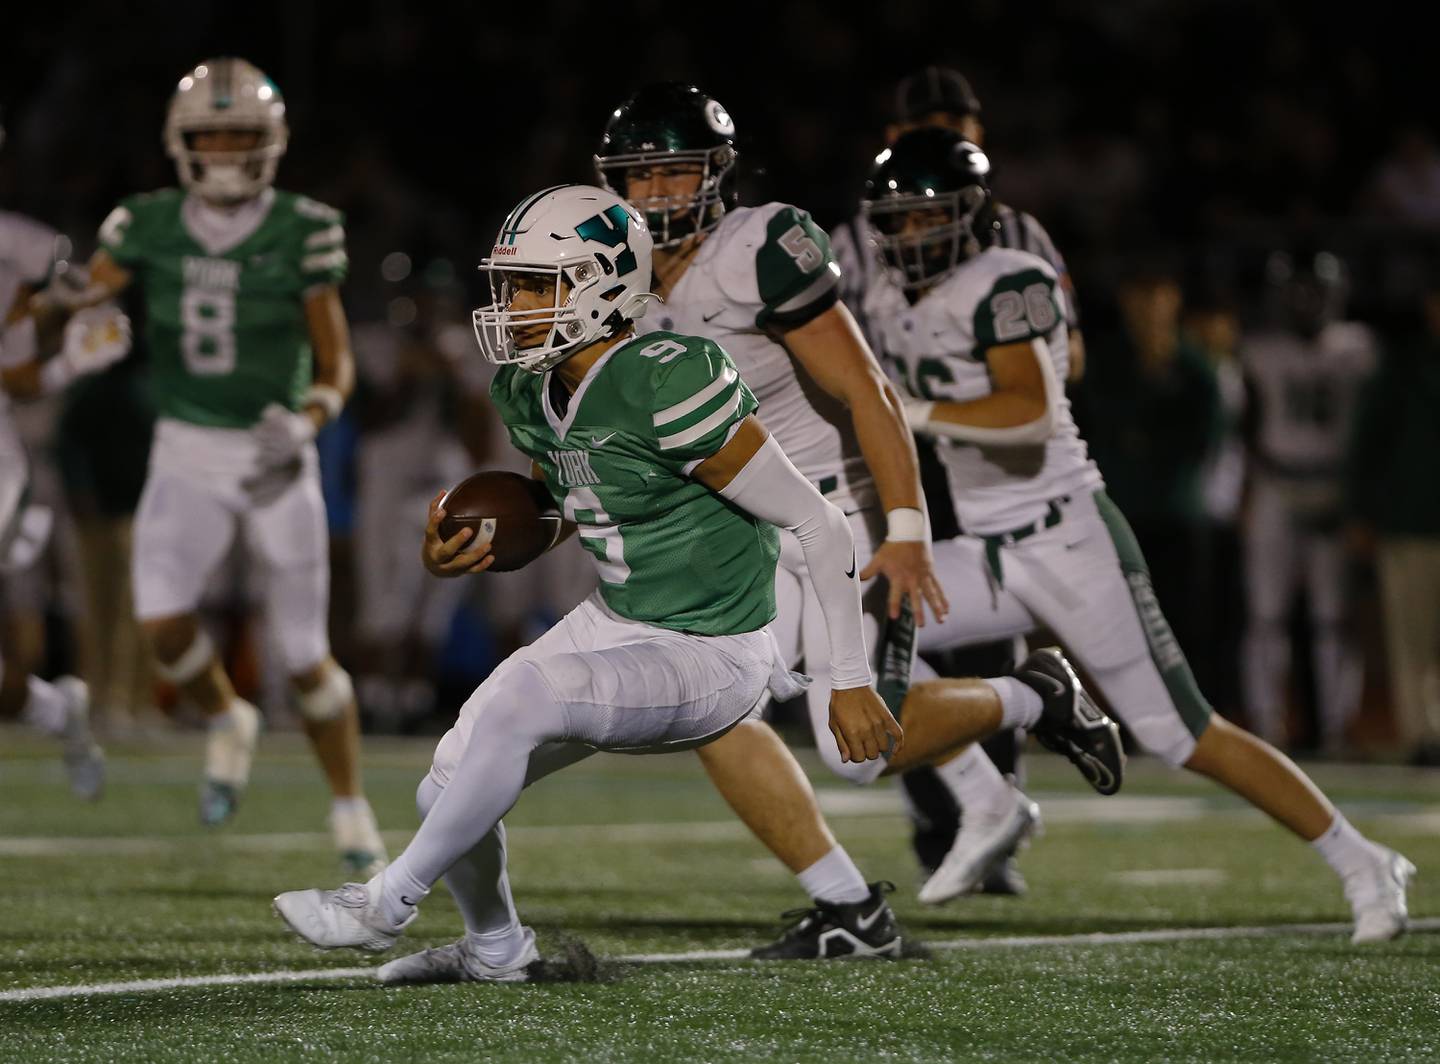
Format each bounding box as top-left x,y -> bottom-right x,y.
653,365 -> 737,427
304,225 -> 345,249
302,249 -> 348,273
657,386 -> 743,450
771,261 -> 840,314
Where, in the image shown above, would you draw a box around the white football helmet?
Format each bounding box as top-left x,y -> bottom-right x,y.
473,185 -> 654,373
164,57 -> 288,205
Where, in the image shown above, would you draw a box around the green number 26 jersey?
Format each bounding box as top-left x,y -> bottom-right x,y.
491,331 -> 779,637
99,187 -> 347,428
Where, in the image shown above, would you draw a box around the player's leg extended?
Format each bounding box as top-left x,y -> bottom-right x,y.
1013,491 -> 1414,943
1241,478 -> 1298,745
274,598 -> 776,959
693,551 -> 903,958
249,456 -> 384,875
374,742 -> 595,985
1305,528 -> 1363,752
135,469 -> 260,824
0,636 -> 104,800
907,637 -> 1031,893
695,558 -> 856,888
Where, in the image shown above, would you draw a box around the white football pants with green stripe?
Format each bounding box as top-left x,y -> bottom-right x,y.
918,490 -> 1214,767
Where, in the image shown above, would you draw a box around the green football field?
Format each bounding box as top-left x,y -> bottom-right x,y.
2,730 -> 1437,1063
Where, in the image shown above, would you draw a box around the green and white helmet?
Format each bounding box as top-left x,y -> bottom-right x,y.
164,57 -> 288,205
473,185 -> 654,373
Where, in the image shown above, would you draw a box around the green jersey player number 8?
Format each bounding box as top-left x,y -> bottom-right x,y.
28,57 -> 387,872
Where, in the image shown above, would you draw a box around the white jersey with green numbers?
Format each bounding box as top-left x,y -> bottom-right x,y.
636,203 -> 876,512
98,187 -> 347,429
865,246 -> 1102,536
489,329 -> 778,637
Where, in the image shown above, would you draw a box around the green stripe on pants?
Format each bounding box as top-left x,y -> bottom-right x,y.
1093,491 -> 1213,739
875,599 -> 916,721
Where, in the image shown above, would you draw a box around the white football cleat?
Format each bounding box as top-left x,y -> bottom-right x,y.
57,677 -> 105,801
918,786 -> 1040,906
331,800 -> 388,880
273,882 -> 413,953
1346,848 -> 1416,945
200,700 -> 261,826
377,927 -> 539,984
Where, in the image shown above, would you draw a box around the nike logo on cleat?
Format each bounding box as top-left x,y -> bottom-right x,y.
854,903 -> 886,932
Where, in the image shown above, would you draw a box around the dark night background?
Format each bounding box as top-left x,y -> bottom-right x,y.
6,0 -> 1438,324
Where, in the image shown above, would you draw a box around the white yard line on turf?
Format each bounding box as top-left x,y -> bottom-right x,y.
3,919 -> 1436,1002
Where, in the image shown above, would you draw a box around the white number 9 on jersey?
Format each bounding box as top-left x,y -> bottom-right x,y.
990,282 -> 1059,343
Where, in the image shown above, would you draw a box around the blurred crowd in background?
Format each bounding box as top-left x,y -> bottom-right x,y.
4,0 -> 1439,762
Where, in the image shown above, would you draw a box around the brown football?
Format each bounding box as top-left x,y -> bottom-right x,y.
438,471 -> 559,573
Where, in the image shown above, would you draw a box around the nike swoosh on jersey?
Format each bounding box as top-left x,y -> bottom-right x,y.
845,550 -> 856,579
591,431 -> 618,447
702,309 -> 725,323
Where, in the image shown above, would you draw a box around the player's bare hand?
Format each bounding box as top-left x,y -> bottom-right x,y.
828,685 -> 904,764
859,539 -> 948,625
423,492 -> 495,577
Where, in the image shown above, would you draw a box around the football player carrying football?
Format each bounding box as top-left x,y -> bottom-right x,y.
31,58 -> 385,874
595,83 -> 1123,921
859,127 -> 1413,943
273,183 -> 908,978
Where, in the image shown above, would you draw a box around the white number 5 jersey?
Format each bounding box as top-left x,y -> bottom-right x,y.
865,246 -> 1102,536
636,202 -> 874,512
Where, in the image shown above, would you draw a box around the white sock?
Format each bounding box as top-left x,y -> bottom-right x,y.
464,923 -> 529,966
934,745 -> 1012,818
797,845 -> 869,905
332,796 -> 370,818
1311,814 -> 1383,880
22,676 -> 69,737
373,856 -> 428,927
986,677 -> 1044,730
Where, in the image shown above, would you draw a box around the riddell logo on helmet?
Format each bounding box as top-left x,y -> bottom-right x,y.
492,246 -> 519,256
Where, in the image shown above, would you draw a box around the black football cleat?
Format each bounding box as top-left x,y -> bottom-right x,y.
750,882 -> 905,960
1018,647 -> 1125,796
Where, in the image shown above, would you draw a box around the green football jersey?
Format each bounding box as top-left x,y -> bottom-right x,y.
490,330 -> 778,637
98,188 -> 347,428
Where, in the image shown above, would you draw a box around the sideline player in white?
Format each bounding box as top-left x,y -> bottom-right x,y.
860,127 -> 1413,942
272,184 -> 908,977
30,59 -> 385,873
595,83 -> 1122,921
0,173 -> 122,796
1241,251 -> 1374,750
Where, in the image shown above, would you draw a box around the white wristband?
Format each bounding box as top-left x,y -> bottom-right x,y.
886,507 -> 927,542
304,384 -> 345,422
900,395 -> 935,431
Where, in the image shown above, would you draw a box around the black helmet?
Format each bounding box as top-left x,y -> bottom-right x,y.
1265,248 -> 1348,339
594,82 -> 738,248
861,127 -> 992,291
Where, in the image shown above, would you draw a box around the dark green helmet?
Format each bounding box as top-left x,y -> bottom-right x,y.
861,127 -> 992,291
595,82 -> 738,248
